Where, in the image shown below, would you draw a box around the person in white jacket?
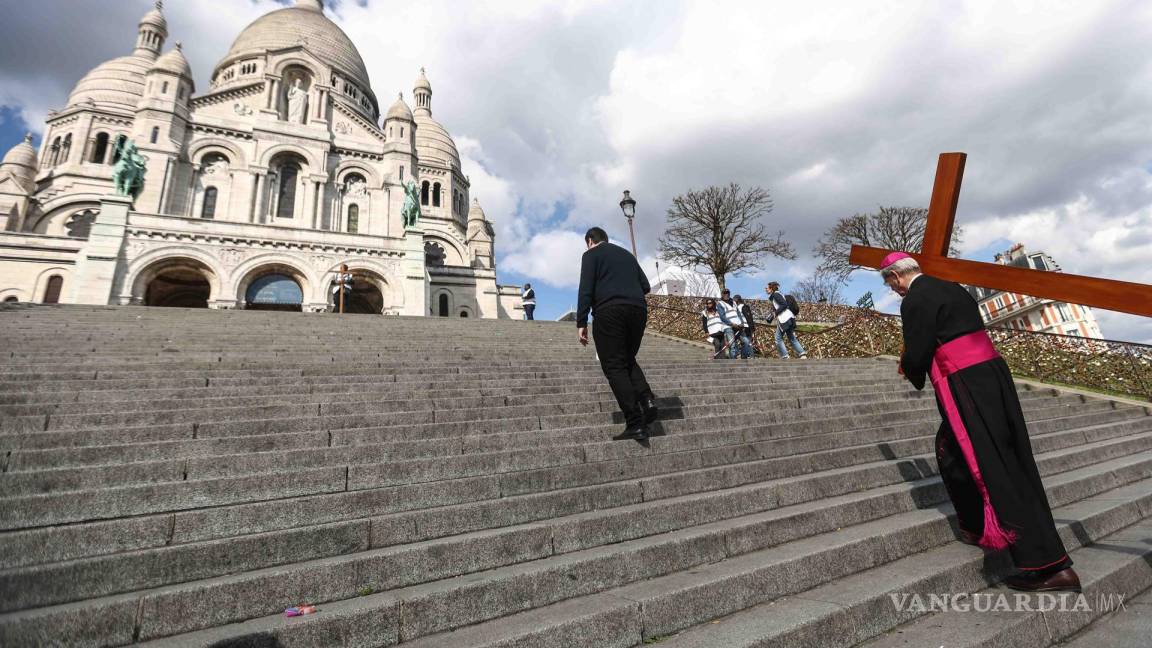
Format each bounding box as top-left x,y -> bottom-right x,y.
766,282 -> 806,359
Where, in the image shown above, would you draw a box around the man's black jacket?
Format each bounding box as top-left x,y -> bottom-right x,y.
576,242 -> 650,328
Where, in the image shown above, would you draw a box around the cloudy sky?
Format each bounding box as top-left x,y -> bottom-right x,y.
2,0 -> 1151,341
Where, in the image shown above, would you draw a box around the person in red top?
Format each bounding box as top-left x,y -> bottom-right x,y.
884,251 -> 1080,593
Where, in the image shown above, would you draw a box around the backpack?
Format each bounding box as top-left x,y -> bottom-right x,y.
784,294 -> 800,317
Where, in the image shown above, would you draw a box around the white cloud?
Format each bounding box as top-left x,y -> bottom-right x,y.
3,0 -> 1151,339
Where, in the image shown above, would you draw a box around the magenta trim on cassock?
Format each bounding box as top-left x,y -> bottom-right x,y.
929,330 -> 1018,550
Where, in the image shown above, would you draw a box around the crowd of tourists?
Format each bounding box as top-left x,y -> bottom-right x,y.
700,283 -> 807,360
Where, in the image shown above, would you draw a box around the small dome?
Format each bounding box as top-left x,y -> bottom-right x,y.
139,1 -> 168,32
467,198 -> 486,221
386,93 -> 413,121
2,134 -> 38,171
414,68 -> 432,92
414,113 -> 460,170
67,54 -> 154,110
152,43 -> 193,80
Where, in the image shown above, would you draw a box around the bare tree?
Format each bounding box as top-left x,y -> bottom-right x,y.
813,206 -> 963,280
791,270 -> 846,304
658,183 -> 795,292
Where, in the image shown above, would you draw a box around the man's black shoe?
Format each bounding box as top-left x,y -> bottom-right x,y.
612,425 -> 649,441
641,397 -> 659,424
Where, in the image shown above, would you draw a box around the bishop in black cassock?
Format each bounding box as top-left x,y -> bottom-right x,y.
883,252 -> 1080,593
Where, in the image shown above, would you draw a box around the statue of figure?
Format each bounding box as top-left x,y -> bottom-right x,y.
286,78 -> 308,124
112,138 -> 147,200
401,179 -> 421,229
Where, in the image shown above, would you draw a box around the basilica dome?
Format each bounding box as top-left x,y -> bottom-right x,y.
214,0 -> 373,98
66,55 -> 153,111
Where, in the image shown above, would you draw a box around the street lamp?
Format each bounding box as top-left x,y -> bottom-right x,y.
619,189 -> 638,257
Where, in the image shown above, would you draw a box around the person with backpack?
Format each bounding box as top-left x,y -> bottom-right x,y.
718,289 -> 752,359
766,281 -> 807,359
734,294 -> 757,356
700,298 -> 734,358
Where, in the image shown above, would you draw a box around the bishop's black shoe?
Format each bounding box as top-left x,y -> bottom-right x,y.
612,424 -> 649,441
640,397 -> 659,425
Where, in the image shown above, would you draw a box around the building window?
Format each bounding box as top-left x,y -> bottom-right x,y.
43,275 -> 64,304
178,85 -> 186,100
162,81 -> 169,94
460,311 -> 469,318
91,133 -> 109,163
150,126 -> 160,144
61,134 -> 72,163
1056,303 -> 1072,321
347,204 -> 359,234
1030,255 -> 1049,271
994,296 -> 1003,310
432,182 -> 441,207
979,303 -> 990,321
421,181 -> 430,206
49,137 -> 61,166
2,296 -> 17,303
276,164 -> 300,219
438,293 -> 449,317
201,187 -> 219,219
399,166 -> 404,180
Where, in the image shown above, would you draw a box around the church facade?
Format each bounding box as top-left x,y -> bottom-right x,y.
0,0 -> 521,317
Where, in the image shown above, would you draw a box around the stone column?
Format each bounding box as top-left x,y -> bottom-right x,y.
400,228 -> 428,316
185,164 -> 201,218
70,194 -> 133,305
248,171 -> 265,224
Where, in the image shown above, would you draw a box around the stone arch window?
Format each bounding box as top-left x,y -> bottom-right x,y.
3,296 -> 17,303
275,162 -> 301,219
201,152 -> 230,176
48,137 -> 61,166
424,241 -> 446,267
201,187 -> 219,220
162,81 -> 169,94
420,181 -> 430,206
65,210 -> 97,238
459,309 -> 470,318
61,134 -> 72,164
438,293 -> 449,317
111,135 -> 127,164
347,204 -> 359,234
43,275 -> 64,304
432,182 -> 442,208
178,85 -> 186,100
150,126 -> 160,144
91,133 -> 109,163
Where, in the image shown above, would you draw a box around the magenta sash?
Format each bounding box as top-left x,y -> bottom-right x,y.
928,330 -> 1018,550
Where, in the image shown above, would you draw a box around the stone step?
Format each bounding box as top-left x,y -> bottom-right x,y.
3,400 -> 1141,592
2,410 -> 1146,629
102,448 -> 1152,647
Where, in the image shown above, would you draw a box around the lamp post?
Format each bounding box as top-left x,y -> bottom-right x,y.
619,189 -> 637,257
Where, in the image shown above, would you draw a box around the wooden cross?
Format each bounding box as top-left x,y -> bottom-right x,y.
848,152 -> 1152,318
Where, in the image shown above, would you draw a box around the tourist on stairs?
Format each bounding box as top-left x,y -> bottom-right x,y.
576,227 -> 657,441
882,252 -> 1080,593
701,298 -> 734,359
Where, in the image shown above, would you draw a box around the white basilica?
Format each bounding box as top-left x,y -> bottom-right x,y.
0,0 -> 521,317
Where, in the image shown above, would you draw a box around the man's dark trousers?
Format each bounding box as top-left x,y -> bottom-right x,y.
592,304 -> 653,427
524,304 -> 535,320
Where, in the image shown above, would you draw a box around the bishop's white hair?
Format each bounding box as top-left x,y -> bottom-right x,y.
880,257 -> 921,280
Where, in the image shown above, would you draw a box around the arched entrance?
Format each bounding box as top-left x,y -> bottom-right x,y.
328,270 -> 387,314
245,273 -> 304,311
145,267 -> 211,308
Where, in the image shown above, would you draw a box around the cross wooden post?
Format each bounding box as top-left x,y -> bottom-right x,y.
848,153 -> 1152,318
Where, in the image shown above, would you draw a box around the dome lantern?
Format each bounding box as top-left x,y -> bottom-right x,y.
135,1 -> 168,59
413,68 -> 432,116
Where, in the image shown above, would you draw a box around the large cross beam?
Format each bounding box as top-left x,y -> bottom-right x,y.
848,153 -> 1152,318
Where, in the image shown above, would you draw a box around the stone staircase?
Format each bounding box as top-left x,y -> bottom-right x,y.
0,304 -> 1150,648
